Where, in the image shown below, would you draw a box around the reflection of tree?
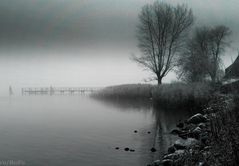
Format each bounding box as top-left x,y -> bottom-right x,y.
150,105 -> 194,160
138,105 -> 195,164
93,98 -> 195,164
92,98 -> 152,112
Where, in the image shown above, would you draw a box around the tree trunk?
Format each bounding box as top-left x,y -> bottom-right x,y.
157,77 -> 162,85
211,75 -> 216,84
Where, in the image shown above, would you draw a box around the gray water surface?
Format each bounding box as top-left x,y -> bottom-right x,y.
0,96 -> 192,166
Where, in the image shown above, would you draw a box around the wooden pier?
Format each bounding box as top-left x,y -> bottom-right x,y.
21,87 -> 101,95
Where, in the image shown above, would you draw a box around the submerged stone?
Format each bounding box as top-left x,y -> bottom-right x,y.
150,147 -> 157,152
124,148 -> 129,151
171,129 -> 182,135
177,122 -> 184,128
168,146 -> 176,154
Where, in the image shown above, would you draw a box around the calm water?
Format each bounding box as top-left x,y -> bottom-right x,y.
0,95 -> 192,166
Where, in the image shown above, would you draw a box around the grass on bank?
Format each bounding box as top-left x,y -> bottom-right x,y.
93,82 -> 213,108
152,82 -> 213,108
206,94 -> 239,165
175,94 -> 239,166
93,84 -> 153,99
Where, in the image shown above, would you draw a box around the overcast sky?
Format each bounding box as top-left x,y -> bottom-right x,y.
0,0 -> 239,94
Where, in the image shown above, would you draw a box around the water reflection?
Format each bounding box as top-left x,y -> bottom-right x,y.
0,96 -> 194,166
152,105 -> 194,160
93,98 -> 152,111
94,98 -> 194,162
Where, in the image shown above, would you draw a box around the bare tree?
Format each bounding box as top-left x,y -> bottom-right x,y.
178,26 -> 231,83
208,25 -> 231,83
178,27 -> 210,82
133,2 -> 194,84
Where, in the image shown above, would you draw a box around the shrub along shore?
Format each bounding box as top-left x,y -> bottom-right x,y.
93,82 -> 213,109
93,83 -> 239,166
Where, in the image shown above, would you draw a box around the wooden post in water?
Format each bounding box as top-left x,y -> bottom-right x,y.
9,86 -> 13,96
50,86 -> 54,95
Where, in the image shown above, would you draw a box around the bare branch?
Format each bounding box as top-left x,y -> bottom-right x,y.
134,2 -> 194,84
178,25 -> 231,83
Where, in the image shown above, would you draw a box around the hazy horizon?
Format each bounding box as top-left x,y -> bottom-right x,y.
1,0 -> 239,95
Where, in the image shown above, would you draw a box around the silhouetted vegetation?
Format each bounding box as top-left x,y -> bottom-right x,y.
178,26 -> 231,83
93,82 -> 213,109
200,94 -> 239,165
92,84 -> 153,99
182,94 -> 239,166
152,82 -> 213,108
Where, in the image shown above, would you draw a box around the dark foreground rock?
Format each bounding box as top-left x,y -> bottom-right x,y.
163,149 -> 185,160
174,138 -> 200,150
147,119 -> 207,166
147,112 -> 213,166
186,113 -> 208,124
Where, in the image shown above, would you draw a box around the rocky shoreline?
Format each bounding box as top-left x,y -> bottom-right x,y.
148,94 -> 234,166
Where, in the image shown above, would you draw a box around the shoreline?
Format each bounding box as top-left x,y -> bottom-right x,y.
148,93 -> 237,166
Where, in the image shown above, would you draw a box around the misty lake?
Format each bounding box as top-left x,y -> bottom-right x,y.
0,95 -> 193,166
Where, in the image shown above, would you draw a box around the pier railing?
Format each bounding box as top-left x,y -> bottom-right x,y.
21,87 -> 102,95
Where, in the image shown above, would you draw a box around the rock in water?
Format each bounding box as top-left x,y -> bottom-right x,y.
168,146 -> 176,154
124,148 -> 129,151
200,132 -> 209,144
162,159 -> 174,166
150,147 -> 157,152
186,113 -> 208,124
163,150 -> 185,160
192,126 -> 202,139
170,129 -> 182,135
174,138 -> 200,150
152,160 -> 161,166
198,123 -> 206,129
174,142 -> 186,150
147,160 -> 162,166
176,122 -> 184,128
